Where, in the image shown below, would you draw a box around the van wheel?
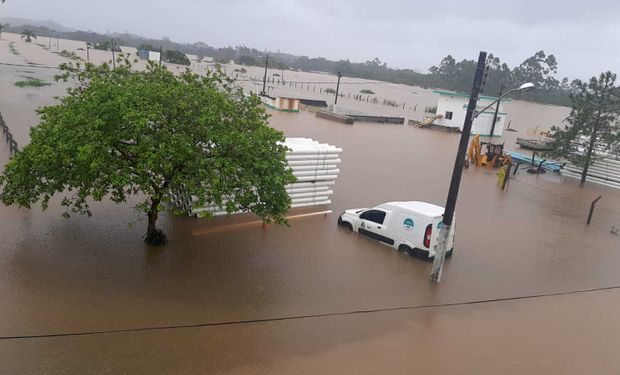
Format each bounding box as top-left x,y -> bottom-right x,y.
446,248 -> 454,258
398,245 -> 410,253
339,219 -> 352,231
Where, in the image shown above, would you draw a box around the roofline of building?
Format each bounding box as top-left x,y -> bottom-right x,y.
461,104 -> 507,115
433,90 -> 513,102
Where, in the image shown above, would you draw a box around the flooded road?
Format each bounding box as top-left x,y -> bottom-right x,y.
1,34 -> 620,373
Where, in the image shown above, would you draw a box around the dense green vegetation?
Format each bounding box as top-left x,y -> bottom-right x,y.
546,71 -> 620,183
20,29 -> 36,42
8,41 -> 18,55
58,49 -> 81,60
87,40 -> 122,52
15,76 -> 50,88
2,23 -> 585,106
163,49 -> 190,66
138,43 -> 158,52
0,58 -> 295,245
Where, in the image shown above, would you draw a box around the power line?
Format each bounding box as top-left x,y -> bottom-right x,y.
2,283 -> 620,341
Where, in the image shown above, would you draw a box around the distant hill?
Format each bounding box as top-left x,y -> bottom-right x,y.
0,17 -> 76,32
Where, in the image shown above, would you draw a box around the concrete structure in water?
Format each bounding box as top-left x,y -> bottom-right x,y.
432,90 -> 510,136
259,95 -> 300,112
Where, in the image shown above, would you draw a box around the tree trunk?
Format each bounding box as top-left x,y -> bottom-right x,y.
145,196 -> 167,245
580,128 -> 598,185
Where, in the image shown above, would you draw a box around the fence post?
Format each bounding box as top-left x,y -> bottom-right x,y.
587,195 -> 603,225
502,163 -> 513,190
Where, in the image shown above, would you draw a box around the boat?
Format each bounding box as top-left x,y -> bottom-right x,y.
516,138 -> 553,151
508,150 -> 564,172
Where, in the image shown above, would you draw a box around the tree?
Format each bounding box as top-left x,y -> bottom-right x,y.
163,49 -> 191,66
0,24 -> 5,39
237,55 -> 257,66
20,29 -> 36,42
0,58 -> 296,245
138,43 -> 158,52
547,71 -> 620,184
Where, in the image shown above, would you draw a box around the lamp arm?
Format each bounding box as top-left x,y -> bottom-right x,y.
473,88 -> 520,118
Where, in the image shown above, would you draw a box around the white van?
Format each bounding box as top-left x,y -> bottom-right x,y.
337,201 -> 455,260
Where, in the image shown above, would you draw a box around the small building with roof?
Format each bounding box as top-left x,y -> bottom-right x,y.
432,90 -> 509,136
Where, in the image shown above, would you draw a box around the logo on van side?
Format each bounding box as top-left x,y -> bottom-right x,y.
403,218 -> 414,231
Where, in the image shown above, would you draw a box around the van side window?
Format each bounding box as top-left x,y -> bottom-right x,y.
360,209 -> 386,224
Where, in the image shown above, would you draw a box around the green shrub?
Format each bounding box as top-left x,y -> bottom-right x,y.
15,77 -> 50,88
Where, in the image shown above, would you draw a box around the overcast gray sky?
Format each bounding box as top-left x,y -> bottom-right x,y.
3,0 -> 620,79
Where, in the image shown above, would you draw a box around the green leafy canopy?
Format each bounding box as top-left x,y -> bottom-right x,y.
546,71 -> 620,167
0,56 -> 296,240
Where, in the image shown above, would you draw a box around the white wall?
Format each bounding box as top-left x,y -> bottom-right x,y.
148,51 -> 161,62
434,94 -> 506,136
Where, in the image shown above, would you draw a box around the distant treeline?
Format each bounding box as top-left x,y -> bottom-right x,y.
3,23 -> 576,106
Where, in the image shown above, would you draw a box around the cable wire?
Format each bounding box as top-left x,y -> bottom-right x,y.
2,283 -> 620,341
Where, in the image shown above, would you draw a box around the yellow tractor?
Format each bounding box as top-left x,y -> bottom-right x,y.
465,135 -> 512,168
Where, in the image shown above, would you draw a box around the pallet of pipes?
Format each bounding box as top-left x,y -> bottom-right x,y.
171,137 -> 343,217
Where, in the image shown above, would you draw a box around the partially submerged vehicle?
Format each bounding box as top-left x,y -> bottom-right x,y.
338,201 -> 455,260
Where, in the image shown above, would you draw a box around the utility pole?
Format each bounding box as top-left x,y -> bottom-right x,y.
334,72 -> 342,105
86,44 -> 90,61
56,34 -> 59,51
489,82 -> 504,137
48,37 -> 51,49
261,53 -> 269,96
431,51 -> 487,283
159,45 -> 163,65
111,39 -> 115,69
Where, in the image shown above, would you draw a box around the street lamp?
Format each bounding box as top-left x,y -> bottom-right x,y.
429,51 -> 535,283
477,82 -> 535,138
474,82 -> 535,119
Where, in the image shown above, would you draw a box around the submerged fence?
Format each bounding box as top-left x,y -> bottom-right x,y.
0,112 -> 19,155
509,176 -> 620,235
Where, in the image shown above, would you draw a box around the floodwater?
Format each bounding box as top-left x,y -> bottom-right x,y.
1,33 -> 620,374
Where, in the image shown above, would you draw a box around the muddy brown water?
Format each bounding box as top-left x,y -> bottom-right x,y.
1,34 -> 620,373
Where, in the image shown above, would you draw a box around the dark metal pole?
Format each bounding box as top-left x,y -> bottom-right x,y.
490,82 -> 504,137
431,51 -> 487,282
261,53 -> 269,95
86,45 -> 90,61
334,72 -> 342,105
159,45 -> 163,65
56,34 -> 59,51
111,39 -> 115,69
587,195 -> 602,224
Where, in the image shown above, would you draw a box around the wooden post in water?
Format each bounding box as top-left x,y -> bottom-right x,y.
334,72 -> 342,105
587,196 -> 602,225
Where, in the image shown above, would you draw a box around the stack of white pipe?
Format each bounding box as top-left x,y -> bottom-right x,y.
171,138 -> 343,216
